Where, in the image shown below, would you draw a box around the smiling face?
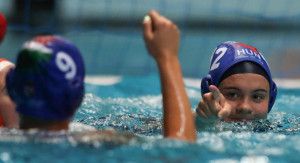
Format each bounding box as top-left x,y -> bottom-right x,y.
218,73 -> 270,121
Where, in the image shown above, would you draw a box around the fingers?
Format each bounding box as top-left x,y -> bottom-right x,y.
142,10 -> 180,61
143,15 -> 153,41
196,92 -> 220,121
147,10 -> 160,29
197,94 -> 233,122
200,85 -> 232,119
196,105 -> 208,119
209,85 -> 227,109
209,85 -> 221,102
143,15 -> 151,24
203,92 -> 222,116
148,10 -> 169,29
196,101 -> 210,118
218,104 -> 232,119
208,85 -> 231,119
147,10 -> 174,31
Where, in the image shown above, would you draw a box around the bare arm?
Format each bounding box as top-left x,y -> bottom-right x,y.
143,10 -> 196,142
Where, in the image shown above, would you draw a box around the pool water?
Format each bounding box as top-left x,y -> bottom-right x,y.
1,74 -> 300,162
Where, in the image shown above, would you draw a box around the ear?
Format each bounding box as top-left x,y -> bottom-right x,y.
200,75 -> 212,96
6,69 -> 16,101
268,81 -> 277,112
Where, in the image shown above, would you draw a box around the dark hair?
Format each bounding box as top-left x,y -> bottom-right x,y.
219,61 -> 270,85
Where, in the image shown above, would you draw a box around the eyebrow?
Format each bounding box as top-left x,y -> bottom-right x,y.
221,87 -> 268,93
253,89 -> 268,93
221,87 -> 240,91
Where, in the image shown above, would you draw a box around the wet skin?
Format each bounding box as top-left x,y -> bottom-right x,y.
219,73 -> 269,121
197,73 -> 270,122
0,64 -> 19,128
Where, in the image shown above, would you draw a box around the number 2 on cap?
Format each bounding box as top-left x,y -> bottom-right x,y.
210,47 -> 227,71
56,52 -> 77,80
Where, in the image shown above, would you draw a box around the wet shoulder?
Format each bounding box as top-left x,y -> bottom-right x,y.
70,129 -> 138,146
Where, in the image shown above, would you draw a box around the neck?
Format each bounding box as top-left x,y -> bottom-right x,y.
20,115 -> 70,131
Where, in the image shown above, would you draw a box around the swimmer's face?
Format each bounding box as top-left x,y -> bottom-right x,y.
218,73 -> 269,121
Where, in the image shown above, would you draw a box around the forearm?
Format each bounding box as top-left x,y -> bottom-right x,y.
156,56 -> 196,142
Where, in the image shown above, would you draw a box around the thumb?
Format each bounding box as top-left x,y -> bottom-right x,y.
143,15 -> 153,41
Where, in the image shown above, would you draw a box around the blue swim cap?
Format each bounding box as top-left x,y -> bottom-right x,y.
201,41 -> 277,112
6,35 -> 85,120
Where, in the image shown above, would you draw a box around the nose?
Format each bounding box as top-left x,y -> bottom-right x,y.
236,98 -> 253,115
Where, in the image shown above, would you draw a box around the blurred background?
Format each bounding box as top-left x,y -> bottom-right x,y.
0,0 -> 300,78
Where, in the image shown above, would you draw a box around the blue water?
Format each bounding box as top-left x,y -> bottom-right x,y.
0,74 -> 300,162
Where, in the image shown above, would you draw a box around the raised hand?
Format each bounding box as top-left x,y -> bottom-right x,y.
143,10 -> 179,62
143,10 -> 196,142
196,85 -> 232,122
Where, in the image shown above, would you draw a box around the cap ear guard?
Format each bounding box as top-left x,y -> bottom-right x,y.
201,75 -> 212,95
268,81 -> 277,112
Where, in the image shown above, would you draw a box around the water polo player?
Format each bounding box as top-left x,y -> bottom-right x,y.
196,41 -> 277,122
142,10 -> 277,134
6,35 -> 85,130
5,35 -> 137,144
6,34 -> 189,144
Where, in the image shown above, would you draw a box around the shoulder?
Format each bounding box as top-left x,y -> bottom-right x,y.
69,122 -> 97,132
70,129 -> 138,145
69,122 -> 138,145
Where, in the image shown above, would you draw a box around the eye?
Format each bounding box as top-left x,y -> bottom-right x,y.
224,91 -> 240,101
252,93 -> 266,103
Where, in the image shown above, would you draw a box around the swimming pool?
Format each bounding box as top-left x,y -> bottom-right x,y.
0,74 -> 300,162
